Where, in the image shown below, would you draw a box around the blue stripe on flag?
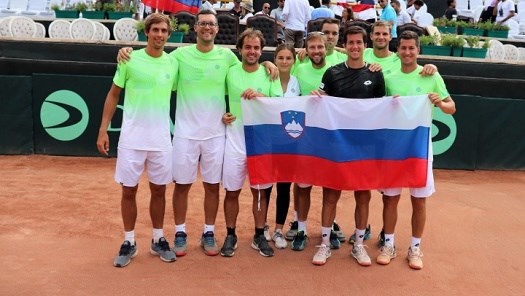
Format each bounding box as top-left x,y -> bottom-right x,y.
244,125 -> 429,162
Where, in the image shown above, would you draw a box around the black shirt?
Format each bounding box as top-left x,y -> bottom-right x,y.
320,62 -> 386,99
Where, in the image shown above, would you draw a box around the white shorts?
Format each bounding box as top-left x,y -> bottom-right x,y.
115,148 -> 172,187
380,161 -> 435,198
222,143 -> 271,191
172,136 -> 225,184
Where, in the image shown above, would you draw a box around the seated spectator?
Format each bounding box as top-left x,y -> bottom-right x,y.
342,6 -> 355,25
230,0 -> 242,17
444,0 -> 457,20
255,2 -> 271,15
407,0 -> 427,20
240,1 -> 255,25
392,0 -> 411,26
311,0 -> 335,19
271,0 -> 286,44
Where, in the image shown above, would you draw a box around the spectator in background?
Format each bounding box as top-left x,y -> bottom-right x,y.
200,0 -> 217,13
271,0 -> 286,44
480,0 -> 498,23
407,0 -> 426,20
282,0 -> 311,48
379,0 -> 397,52
256,2 -> 271,15
444,0 -> 457,20
391,0 -> 411,26
230,0 -> 242,17
240,1 -> 255,25
495,0 -> 515,25
341,7 -> 355,24
311,0 -> 335,19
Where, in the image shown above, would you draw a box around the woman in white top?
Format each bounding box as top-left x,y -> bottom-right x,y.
264,43 -> 300,249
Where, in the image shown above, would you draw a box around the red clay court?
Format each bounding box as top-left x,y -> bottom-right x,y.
0,155 -> 524,295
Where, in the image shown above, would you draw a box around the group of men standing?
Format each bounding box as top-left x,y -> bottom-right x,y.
97,9 -> 455,271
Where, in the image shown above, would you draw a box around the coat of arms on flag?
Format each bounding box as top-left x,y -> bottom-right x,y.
281,110 -> 305,139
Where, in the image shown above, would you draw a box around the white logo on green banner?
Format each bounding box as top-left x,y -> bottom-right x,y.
432,108 -> 457,155
41,90 -> 89,141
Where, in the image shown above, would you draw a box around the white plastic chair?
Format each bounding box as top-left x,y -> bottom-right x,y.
21,0 -> 53,18
506,19 -> 519,38
8,0 -> 27,11
49,19 -> 71,39
415,12 -> 434,28
92,20 -> 106,41
473,6 -> 484,23
487,39 -> 505,60
8,15 -> 36,37
518,47 -> 525,61
0,16 -> 13,36
0,0 -> 18,17
103,25 -> 110,40
70,18 -> 96,40
503,44 -> 519,61
113,17 -> 138,41
34,21 -> 45,37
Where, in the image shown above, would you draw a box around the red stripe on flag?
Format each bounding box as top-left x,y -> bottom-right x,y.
247,154 -> 428,190
142,0 -> 199,14
336,3 -> 375,12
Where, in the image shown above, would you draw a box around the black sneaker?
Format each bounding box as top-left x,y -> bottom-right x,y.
329,230 -> 340,249
291,230 -> 307,251
150,237 -> 176,262
285,221 -> 298,241
220,234 -> 238,257
332,222 -> 346,242
113,240 -> 138,268
378,228 -> 385,248
251,234 -> 274,257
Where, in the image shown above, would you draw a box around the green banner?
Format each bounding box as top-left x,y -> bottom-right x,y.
0,76 -> 33,154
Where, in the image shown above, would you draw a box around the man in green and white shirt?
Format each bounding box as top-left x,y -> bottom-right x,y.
377,31 -> 456,270
97,13 -> 178,268
221,29 -> 283,258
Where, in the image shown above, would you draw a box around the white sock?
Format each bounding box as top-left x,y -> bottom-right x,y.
152,228 -> 163,243
321,226 -> 331,246
124,230 -> 135,245
298,220 -> 307,234
355,228 -> 366,245
204,224 -> 215,234
175,223 -> 186,233
293,211 -> 298,222
384,233 -> 395,247
411,237 -> 421,248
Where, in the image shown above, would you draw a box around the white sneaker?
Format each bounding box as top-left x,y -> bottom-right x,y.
263,224 -> 271,242
272,229 -> 287,249
377,244 -> 397,265
351,244 -> 371,266
407,246 -> 424,270
312,244 -> 332,265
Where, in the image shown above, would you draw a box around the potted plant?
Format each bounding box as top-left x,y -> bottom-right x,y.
82,1 -> 105,19
51,3 -> 79,19
486,22 -> 509,39
434,18 -> 456,34
135,17 -> 190,43
458,21 -> 484,36
441,34 -> 464,57
462,35 -> 489,58
420,34 -> 452,56
106,0 -> 136,20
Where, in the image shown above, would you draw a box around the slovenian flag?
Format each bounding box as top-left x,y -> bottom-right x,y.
242,96 -> 432,191
142,0 -> 201,14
